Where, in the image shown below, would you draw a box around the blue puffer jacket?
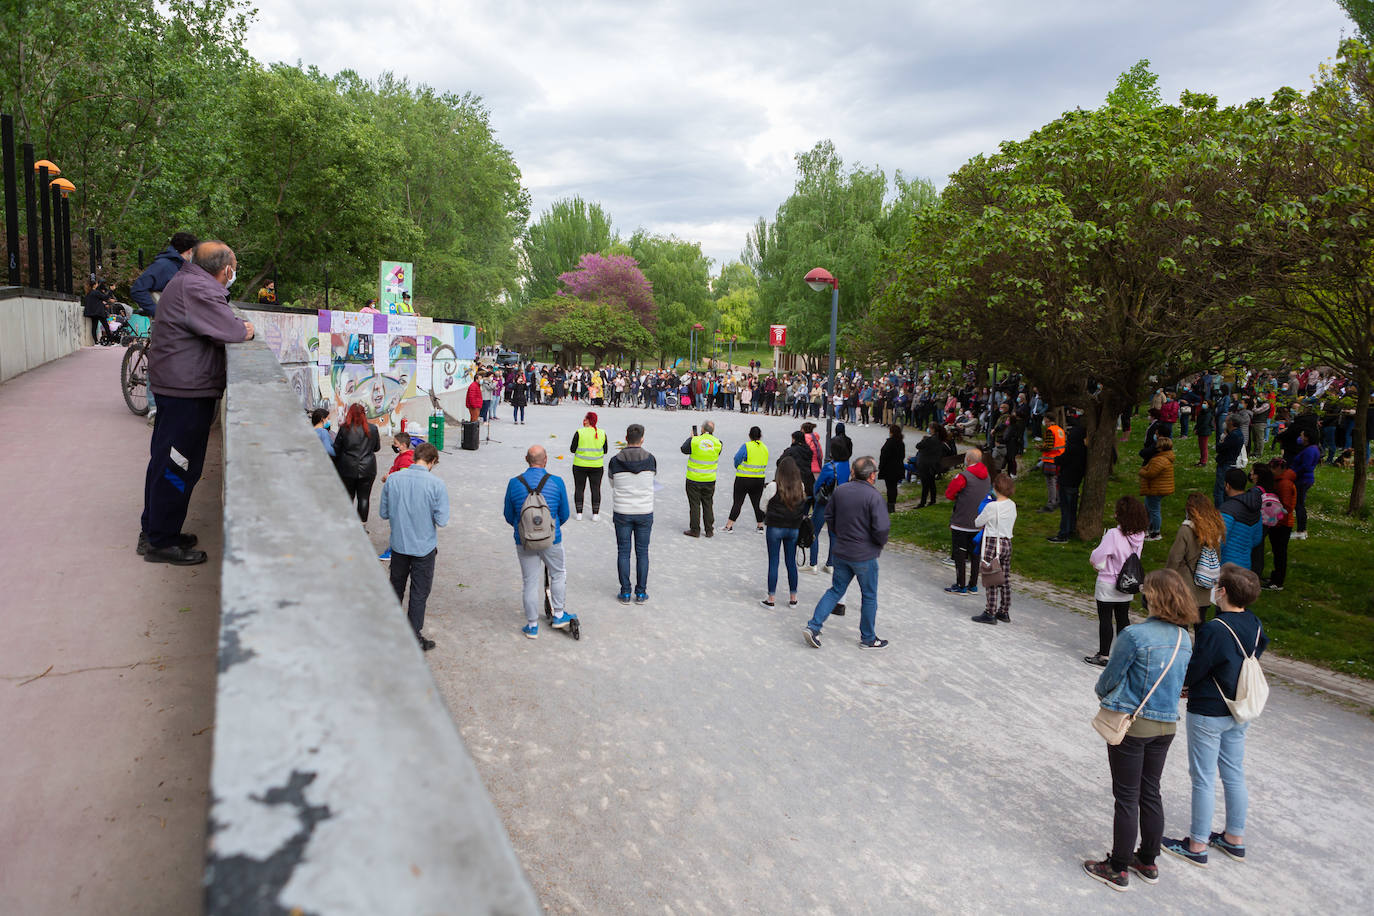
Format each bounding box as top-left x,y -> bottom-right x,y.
1096,618 -> 1193,723
1219,488 -> 1264,569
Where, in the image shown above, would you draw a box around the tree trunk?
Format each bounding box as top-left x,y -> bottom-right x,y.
1350,366 -> 1369,515
1076,398 -> 1122,540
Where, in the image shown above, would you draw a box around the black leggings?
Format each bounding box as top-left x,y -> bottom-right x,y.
342,474 -> 375,523
572,465 -> 603,514
728,476 -> 766,524
90,316 -> 105,342
883,477 -> 899,512
1097,600 -> 1132,656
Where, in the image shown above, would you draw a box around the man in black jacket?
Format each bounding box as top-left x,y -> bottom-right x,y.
1048,416 -> 1088,543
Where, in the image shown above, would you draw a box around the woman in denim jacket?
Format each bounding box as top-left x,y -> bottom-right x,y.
1084,569 -> 1196,892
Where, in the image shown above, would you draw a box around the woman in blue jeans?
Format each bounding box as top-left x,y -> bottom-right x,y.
1164,564 -> 1267,866
1084,569 -> 1195,892
760,457 -> 807,608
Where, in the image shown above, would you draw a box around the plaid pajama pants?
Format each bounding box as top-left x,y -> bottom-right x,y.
983,537 -> 1013,617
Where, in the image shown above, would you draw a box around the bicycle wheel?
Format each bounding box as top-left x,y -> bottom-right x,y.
121,341 -> 150,416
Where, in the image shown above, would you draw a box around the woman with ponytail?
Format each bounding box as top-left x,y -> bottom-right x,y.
570,411 -> 609,520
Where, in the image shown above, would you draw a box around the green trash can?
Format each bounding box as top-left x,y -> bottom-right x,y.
428,412 -> 445,451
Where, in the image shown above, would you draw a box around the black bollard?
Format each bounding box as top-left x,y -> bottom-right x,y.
2,114 -> 18,287
22,144 -> 37,288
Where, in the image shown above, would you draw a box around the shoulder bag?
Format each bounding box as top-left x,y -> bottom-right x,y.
978,532 -> 1006,588
1092,628 -> 1183,745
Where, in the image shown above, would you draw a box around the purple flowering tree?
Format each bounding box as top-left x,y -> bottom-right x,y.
558,253 -> 657,330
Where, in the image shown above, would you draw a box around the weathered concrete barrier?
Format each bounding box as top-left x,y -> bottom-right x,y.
0,287 -> 86,383
207,335 -> 539,914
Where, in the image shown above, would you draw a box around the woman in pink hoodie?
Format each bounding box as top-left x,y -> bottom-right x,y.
1084,496 -> 1149,666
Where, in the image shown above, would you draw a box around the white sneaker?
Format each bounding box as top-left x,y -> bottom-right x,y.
576,512 -> 583,520
806,564 -> 817,575
592,513 -> 600,522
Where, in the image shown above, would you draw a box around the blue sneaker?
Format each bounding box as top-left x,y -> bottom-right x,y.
521,623 -> 538,639
1162,836 -> 1208,867
618,592 -> 632,605
943,584 -> 967,594
1208,832 -> 1246,862
966,585 -> 979,596
634,591 -> 649,605
551,612 -> 577,630
378,548 -> 392,560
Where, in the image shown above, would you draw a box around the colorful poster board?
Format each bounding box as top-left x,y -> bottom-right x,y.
378,261 -> 414,315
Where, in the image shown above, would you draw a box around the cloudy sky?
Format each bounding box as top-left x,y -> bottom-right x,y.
245,1 -> 1355,269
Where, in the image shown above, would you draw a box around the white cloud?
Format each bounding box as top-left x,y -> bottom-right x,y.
243,0 -> 1356,269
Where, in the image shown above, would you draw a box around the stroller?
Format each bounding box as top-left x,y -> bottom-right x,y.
102,301 -> 144,346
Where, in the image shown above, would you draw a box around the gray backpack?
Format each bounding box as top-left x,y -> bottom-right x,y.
518,474 -> 554,551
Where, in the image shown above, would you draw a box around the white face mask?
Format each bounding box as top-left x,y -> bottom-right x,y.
225,268 -> 237,289
1210,587 -> 1223,607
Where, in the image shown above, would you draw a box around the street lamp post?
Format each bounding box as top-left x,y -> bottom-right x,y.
53,177 -> 75,293
805,267 -> 840,453
692,322 -> 704,368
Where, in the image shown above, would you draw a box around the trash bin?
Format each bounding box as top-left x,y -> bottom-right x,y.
461,420 -> 480,451
428,413 -> 446,451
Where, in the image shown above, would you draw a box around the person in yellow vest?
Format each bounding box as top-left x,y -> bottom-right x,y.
1040,415 -> 1067,512
570,411 -> 609,520
723,425 -> 769,532
396,291 -> 415,315
679,419 -> 723,537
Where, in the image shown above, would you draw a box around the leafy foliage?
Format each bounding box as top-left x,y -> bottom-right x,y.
522,196 -> 617,303
871,64 -> 1297,533
558,253 -> 656,329
747,141 -> 936,369
1335,0 -> 1374,43
627,231 -> 713,364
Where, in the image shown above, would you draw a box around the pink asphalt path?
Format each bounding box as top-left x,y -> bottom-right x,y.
0,345 -> 219,914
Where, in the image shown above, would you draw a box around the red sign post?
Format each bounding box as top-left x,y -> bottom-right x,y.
769,325 -> 787,348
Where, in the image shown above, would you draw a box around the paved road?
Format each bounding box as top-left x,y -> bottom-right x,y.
384,399 -> 1369,914
0,346 -> 218,914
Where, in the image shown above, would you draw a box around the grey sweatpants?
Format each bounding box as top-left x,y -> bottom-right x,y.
517,542 -> 566,625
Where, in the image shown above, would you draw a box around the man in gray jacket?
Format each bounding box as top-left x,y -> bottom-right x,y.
138,242 -> 254,565
804,455 -> 890,649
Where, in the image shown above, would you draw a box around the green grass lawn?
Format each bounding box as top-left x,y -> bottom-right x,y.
889,418 -> 1374,680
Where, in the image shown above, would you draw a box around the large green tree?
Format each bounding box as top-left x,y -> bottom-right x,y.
746,141 -> 936,371
872,73 -> 1293,536
1335,0 -> 1374,43
521,196 -> 616,302
1269,39 -> 1374,512
1,0 -> 252,271
628,230 -> 713,366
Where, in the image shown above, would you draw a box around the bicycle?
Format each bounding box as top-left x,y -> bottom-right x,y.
121,310 -> 153,416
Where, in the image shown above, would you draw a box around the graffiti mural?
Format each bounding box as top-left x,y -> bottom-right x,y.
240,307 -> 474,432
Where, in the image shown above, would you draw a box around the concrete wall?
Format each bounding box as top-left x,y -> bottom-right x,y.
0,288 -> 87,384
207,335 -> 539,914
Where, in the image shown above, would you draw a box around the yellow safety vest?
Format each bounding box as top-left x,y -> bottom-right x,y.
572,427 -> 607,468
737,440 -> 768,478
686,434 -> 723,482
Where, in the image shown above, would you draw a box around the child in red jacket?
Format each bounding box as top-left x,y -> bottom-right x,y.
382,431 -> 415,483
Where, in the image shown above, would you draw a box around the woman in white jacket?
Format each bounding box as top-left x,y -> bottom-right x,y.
971,473 -> 1018,625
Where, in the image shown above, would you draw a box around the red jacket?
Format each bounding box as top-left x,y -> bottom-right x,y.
466,379 -> 483,408
945,462 -> 989,501
1273,468 -> 1297,529
388,448 -> 415,476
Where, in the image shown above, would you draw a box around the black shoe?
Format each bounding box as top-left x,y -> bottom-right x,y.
803,627 -> 822,648
995,612 -> 1011,623
1128,854 -> 1159,885
832,602 -> 846,616
859,637 -> 889,648
418,636 -> 436,651
683,529 -> 700,538
970,612 -> 998,625
705,529 -> 714,538
138,531 -> 197,556
1083,859 -> 1129,892
1084,654 -> 1109,667
144,544 -> 208,566
1046,535 -> 1069,544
